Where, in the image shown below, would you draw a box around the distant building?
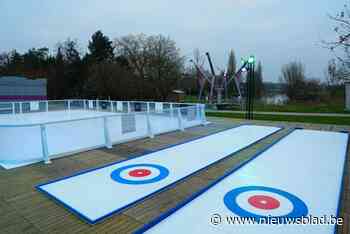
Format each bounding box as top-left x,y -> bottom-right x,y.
0,76 -> 47,101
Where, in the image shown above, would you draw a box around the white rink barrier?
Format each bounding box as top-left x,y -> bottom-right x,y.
0,100 -> 208,169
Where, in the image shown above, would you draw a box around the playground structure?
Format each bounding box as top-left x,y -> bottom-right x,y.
191,52 -> 256,119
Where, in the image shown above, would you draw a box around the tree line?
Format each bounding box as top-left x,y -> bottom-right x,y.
0,31 -> 184,101
0,28 -> 341,104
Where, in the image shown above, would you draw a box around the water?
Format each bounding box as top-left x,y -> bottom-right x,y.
262,94 -> 289,105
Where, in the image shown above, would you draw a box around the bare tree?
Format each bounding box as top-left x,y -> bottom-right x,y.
84,61 -> 137,99
280,62 -> 306,101
114,34 -> 184,100
254,61 -> 264,98
324,4 -> 350,82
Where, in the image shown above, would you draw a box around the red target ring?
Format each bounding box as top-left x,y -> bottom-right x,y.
248,195 -> 280,210
128,169 -> 152,178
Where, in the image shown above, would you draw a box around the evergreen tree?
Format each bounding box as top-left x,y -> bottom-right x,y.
227,50 -> 236,77
227,49 -> 237,97
254,61 -> 264,98
88,30 -> 114,62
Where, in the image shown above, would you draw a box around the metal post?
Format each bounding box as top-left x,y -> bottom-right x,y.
111,101 -> 114,112
68,100 -> 71,111
127,102 -> 131,113
19,102 -> 22,114
96,99 -> 99,111
12,102 -> 15,114
170,103 -> 174,118
206,52 -> 216,104
201,104 -> 207,125
196,104 -> 200,121
177,108 -> 185,131
103,117 -> 112,149
146,102 -> 150,113
245,64 -> 252,120
46,101 -> 49,112
250,63 -> 255,120
83,100 -> 86,110
146,112 -> 154,138
40,125 -> 51,164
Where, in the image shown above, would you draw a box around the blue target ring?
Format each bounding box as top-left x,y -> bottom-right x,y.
111,163 -> 169,185
224,186 -> 308,222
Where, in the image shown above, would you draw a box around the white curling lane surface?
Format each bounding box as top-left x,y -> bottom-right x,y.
37,125 -> 280,224
137,129 -> 348,234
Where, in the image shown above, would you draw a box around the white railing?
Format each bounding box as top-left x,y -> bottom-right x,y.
0,99 -> 202,115
0,100 -> 207,168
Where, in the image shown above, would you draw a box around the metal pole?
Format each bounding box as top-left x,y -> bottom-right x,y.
40,124 -> 51,164
177,108 -> 184,131
200,104 -> 207,125
170,103 -> 174,118
245,68 -> 250,120
250,63 -> 255,120
248,63 -> 253,120
206,52 -> 216,104
103,117 -> 112,149
146,112 -> 154,138
68,100 -> 71,111
111,101 -> 114,112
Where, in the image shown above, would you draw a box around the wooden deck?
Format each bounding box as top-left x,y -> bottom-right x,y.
0,117 -> 349,234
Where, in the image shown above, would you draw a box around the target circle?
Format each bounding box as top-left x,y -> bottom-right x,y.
224,186 -> 308,221
128,169 -> 152,177
248,195 -> 280,210
111,164 -> 169,185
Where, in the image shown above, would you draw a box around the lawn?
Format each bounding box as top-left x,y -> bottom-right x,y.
207,112 -> 350,126
253,101 -> 348,114
183,95 -> 348,114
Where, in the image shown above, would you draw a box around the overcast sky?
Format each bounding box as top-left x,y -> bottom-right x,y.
0,0 -> 345,82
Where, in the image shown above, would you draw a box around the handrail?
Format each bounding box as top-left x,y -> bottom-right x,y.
0,104 -> 204,127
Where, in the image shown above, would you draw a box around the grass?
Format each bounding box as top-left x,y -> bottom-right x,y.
207,112 -> 350,126
184,96 -> 349,114
253,101 -> 348,114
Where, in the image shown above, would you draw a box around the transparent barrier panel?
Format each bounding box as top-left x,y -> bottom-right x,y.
0,102 -> 13,114
122,102 -> 129,112
130,102 -> 147,112
70,100 -> 85,110
97,101 -> 111,111
149,103 -> 156,112
182,106 -> 202,128
151,108 -> 178,135
18,101 -> 46,113
48,101 -> 67,112
163,103 -> 171,110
